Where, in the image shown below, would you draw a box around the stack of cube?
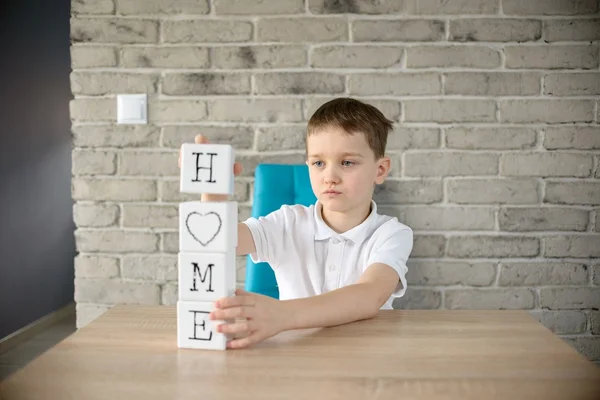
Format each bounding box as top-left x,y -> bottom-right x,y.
177,143 -> 237,350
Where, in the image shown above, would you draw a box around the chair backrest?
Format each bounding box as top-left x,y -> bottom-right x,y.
244,164 -> 317,299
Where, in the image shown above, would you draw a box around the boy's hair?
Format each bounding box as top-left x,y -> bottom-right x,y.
307,97 -> 393,159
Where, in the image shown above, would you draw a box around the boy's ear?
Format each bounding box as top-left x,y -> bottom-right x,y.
375,156 -> 391,184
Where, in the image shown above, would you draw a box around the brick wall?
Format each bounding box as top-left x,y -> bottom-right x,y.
69,0 -> 600,362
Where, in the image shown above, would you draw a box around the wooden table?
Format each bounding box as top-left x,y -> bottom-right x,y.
1,305 -> 599,399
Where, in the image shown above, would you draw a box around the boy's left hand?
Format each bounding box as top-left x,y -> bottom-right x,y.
210,288 -> 290,349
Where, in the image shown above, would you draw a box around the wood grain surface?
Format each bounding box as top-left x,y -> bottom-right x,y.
1,305 -> 599,399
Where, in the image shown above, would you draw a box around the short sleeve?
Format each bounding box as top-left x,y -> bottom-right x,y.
242,205 -> 295,270
366,227 -> 413,298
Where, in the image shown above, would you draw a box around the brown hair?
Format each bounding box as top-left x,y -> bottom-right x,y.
307,97 -> 393,159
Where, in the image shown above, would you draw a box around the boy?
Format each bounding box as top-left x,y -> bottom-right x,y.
179,98 -> 413,349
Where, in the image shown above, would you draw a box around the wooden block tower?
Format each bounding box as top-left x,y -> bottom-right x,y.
177,143 -> 237,350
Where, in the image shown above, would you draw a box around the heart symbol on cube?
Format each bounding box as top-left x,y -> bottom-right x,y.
185,211 -> 222,246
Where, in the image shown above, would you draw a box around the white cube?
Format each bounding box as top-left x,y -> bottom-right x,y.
177,301 -> 227,350
180,143 -> 234,195
179,201 -> 238,253
178,252 -> 236,302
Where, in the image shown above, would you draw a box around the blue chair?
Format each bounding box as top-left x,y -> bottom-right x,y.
244,164 -> 317,299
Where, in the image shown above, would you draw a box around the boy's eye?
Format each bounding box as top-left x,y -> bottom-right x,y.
342,160 -> 355,166
312,161 -> 324,167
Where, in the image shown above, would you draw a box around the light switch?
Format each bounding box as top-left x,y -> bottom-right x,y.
117,94 -> 147,124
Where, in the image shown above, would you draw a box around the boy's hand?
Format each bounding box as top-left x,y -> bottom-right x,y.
178,134 -> 243,202
210,288 -> 291,349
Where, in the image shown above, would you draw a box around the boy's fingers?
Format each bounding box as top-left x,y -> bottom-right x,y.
211,306 -> 254,320
216,294 -> 254,308
227,334 -> 258,349
233,162 -> 243,176
194,134 -> 208,144
218,320 -> 253,334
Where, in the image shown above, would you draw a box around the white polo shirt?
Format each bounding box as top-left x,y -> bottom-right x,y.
243,200 -> 413,309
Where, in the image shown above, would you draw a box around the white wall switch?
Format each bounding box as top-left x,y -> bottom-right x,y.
179,201 -> 238,253
117,94 -> 147,124
179,143 -> 234,195
177,301 -> 227,350
178,251 -> 236,302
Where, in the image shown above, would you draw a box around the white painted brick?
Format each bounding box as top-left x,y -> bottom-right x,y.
406,261 -> 495,286
405,0 -> 498,14
149,100 -> 207,123
116,0 -> 209,15
447,236 -> 539,258
75,230 -> 159,253
352,20 -> 444,42
349,73 -> 441,96
312,46 -> 403,68
212,45 -> 307,69
450,19 -> 541,42
448,178 -> 539,204
445,72 -> 541,96
406,45 -> 501,68
75,279 -> 160,305
72,178 -> 157,201
500,100 -> 595,123
118,151 -> 178,177
501,153 -> 593,177
122,205 -> 178,229
405,152 -> 498,177
73,0 -> 114,14
163,20 -> 253,43
255,72 -> 344,95
411,235 -> 446,257
70,99 -> 115,122
120,46 -> 209,68
445,289 -> 535,310
402,206 -> 496,230
71,18 -> 158,43
74,255 -> 120,279
208,99 -> 303,122
257,18 -> 348,42
72,150 -> 116,176
545,181 -> 600,205
544,127 -> 600,150
71,72 -> 157,95
392,288 -> 441,310
121,255 -> 178,283
71,46 -> 117,68
373,179 -> 443,204
544,235 -> 600,258
72,125 -> 160,148
499,207 -> 589,231
445,127 -> 536,150
162,125 -> 253,149
539,288 -> 600,310
545,73 -> 600,96
73,203 -> 119,227
499,262 -> 588,286
404,100 -> 496,123
505,45 -> 598,69
162,73 -> 251,95
309,0 -> 403,14
544,18 -> 600,41
216,0 -> 304,14
503,0 -> 598,15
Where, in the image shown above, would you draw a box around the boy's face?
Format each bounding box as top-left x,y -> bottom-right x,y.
306,125 -> 391,213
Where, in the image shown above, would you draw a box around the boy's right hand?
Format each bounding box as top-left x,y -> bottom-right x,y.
178,134 -> 243,202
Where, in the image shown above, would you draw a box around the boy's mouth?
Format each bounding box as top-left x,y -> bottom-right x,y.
324,189 -> 341,195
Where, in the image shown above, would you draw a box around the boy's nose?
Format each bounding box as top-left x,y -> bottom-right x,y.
323,166 -> 340,184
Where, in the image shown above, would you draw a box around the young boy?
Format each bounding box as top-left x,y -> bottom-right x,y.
180,98 -> 413,349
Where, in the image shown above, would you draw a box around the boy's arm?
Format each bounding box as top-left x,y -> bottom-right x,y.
236,223 -> 256,256
281,263 -> 399,330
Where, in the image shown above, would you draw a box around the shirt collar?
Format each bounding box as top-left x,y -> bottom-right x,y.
313,200 -> 378,244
